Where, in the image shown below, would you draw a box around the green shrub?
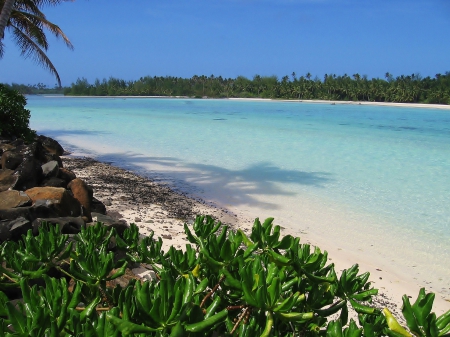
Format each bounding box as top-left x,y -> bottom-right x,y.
0,84 -> 36,141
1,217 -> 449,336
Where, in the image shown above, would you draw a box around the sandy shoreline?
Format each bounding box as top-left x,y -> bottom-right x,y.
62,156 -> 449,317
45,95 -> 450,110
62,157 -> 243,247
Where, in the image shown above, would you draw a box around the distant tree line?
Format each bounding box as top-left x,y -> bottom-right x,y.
12,71 -> 450,104
3,83 -> 65,95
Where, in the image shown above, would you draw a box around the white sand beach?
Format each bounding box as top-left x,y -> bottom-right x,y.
51,95 -> 450,110
229,98 -> 450,110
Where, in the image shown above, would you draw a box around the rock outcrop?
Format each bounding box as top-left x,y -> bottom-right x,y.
0,135 -> 110,244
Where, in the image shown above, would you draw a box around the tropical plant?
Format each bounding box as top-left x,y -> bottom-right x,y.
0,83 -> 35,141
0,0 -> 73,87
1,216 -> 449,336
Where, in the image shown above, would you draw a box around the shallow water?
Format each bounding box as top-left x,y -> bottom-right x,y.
28,96 -> 450,294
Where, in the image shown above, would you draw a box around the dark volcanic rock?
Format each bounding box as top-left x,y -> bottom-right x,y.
10,139 -> 24,147
37,135 -> 64,156
43,153 -> 63,167
91,212 -> 128,235
24,141 -> 46,163
32,216 -> 84,235
13,156 -> 43,190
0,136 -> 97,242
0,217 -> 32,242
41,177 -> 67,188
58,168 -> 76,184
0,190 -> 31,209
0,169 -> 18,192
1,151 -> 23,170
0,206 -> 34,221
9,217 -> 32,240
91,197 -> 107,215
0,203 -> 60,221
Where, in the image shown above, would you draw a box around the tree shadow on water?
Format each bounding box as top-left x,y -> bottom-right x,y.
57,141 -> 333,210
178,161 -> 333,209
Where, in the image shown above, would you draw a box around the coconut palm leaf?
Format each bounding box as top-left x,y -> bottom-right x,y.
11,10 -> 73,50
10,22 -> 62,86
0,0 -> 73,86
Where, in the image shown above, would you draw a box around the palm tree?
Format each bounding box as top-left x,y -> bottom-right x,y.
0,0 -> 73,87
0,0 -> 14,39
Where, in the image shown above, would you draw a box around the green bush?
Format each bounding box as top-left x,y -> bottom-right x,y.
1,217 -> 449,336
0,84 -> 36,141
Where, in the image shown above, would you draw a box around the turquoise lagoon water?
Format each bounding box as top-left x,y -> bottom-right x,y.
27,96 -> 450,293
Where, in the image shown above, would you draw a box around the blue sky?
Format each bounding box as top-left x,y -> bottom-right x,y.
1,0 -> 450,87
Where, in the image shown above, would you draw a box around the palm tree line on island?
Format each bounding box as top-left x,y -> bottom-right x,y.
61,72 -> 450,105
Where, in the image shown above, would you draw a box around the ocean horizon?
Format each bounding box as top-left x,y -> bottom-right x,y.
27,95 -> 450,298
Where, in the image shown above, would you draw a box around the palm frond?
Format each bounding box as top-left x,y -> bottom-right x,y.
11,10 -> 73,50
20,0 -> 74,8
10,11 -> 48,49
10,23 -> 62,87
14,1 -> 44,17
1,0 -> 73,85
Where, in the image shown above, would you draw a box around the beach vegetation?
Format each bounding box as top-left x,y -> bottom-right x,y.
0,216 -> 449,336
0,0 -> 73,87
0,83 -> 36,141
61,71 -> 450,105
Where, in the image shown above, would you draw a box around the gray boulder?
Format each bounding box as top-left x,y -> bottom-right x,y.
42,160 -> 59,178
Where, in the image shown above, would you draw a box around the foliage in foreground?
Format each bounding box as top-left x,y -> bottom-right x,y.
0,84 -> 35,141
0,216 -> 449,336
